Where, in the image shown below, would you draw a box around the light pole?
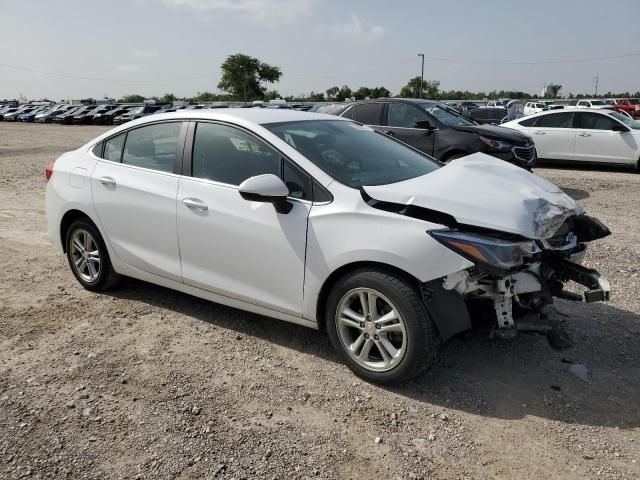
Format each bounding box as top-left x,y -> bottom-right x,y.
418,53 -> 424,99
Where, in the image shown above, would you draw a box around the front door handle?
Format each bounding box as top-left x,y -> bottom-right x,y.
534,131 -> 546,135
383,130 -> 394,136
578,132 -> 591,137
182,197 -> 208,211
98,176 -> 116,187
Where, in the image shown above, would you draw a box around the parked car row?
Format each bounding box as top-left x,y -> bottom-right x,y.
0,103 -> 213,125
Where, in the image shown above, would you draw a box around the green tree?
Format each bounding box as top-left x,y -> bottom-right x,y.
217,53 -> 282,102
192,91 -> 220,102
545,84 -> 562,98
398,77 -> 440,99
325,86 -> 339,101
307,91 -> 325,102
353,86 -> 372,100
336,85 -> 352,101
371,86 -> 391,98
160,93 -> 177,103
119,94 -> 145,103
264,90 -> 281,100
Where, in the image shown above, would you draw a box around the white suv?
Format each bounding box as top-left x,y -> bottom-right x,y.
524,102 -> 548,116
45,109 -> 610,383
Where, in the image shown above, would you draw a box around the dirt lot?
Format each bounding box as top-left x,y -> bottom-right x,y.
1,122 -> 639,480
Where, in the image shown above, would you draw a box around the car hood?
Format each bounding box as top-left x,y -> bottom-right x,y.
451,123 -> 530,143
362,153 -> 582,240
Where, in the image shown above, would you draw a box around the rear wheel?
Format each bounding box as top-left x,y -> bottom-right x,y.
65,219 -> 118,291
326,269 -> 439,384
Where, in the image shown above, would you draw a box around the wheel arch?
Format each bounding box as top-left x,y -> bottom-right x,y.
315,261 -> 471,341
316,261 -> 417,332
59,209 -> 97,253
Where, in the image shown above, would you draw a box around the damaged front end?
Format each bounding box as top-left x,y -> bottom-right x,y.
431,213 -> 611,335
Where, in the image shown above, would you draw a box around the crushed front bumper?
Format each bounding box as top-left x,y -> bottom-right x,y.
440,220 -> 611,332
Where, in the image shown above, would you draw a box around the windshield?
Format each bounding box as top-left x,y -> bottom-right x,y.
264,120 -> 440,188
590,100 -> 605,106
608,111 -> 640,130
418,102 -> 476,126
131,107 -> 145,114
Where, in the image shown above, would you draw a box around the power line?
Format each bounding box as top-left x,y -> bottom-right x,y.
286,59 -> 415,80
418,52 -> 640,65
0,63 -> 213,83
1,51 -> 639,84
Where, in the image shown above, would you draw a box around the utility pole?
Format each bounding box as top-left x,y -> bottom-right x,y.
418,53 -> 424,99
593,74 -> 599,97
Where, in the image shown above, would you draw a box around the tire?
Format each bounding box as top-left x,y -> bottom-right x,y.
325,268 -> 439,384
65,219 -> 118,291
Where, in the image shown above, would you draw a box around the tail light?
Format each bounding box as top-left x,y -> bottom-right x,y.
45,162 -> 55,181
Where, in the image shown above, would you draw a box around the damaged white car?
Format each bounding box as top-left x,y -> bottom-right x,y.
45,110 -> 611,383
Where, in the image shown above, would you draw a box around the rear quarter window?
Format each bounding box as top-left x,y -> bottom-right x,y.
518,117 -> 537,127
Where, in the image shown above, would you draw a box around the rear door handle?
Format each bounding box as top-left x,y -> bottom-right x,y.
98,176 -> 116,187
534,131 -> 546,135
578,132 -> 591,137
383,130 -> 394,136
182,197 -> 208,211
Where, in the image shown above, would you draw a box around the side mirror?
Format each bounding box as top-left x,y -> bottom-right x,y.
238,174 -> 292,214
414,120 -> 435,130
612,123 -> 629,133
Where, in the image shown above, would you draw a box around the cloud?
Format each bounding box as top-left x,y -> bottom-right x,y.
162,0 -> 316,24
131,49 -> 159,58
332,13 -> 385,40
116,65 -> 144,73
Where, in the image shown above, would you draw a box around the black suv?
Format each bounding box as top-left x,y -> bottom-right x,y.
339,98 -> 535,169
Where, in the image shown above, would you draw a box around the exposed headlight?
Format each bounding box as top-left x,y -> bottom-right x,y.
479,136 -> 511,151
532,198 -> 577,238
430,230 -> 540,272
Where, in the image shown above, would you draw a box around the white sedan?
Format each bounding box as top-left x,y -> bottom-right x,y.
502,108 -> 640,168
45,109 -> 610,383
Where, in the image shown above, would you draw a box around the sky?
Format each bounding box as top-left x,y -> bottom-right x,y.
1,0 -> 640,100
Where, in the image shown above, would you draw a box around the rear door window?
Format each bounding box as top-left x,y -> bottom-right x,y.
518,117 -> 537,127
348,103 -> 384,125
535,112 -> 574,128
121,122 -> 183,172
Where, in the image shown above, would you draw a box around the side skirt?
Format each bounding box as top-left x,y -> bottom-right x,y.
113,261 -> 319,330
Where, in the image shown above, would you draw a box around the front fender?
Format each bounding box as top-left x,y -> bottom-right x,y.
302,202 -> 473,322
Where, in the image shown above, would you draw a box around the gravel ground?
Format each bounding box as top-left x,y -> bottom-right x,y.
1,122 -> 639,480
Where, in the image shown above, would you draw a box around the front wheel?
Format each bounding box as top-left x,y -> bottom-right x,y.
326,269 -> 439,384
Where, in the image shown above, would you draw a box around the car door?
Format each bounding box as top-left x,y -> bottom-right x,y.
176,121 -> 311,316
526,111 -> 576,160
91,121 -> 187,282
572,112 -> 637,164
382,102 -> 436,155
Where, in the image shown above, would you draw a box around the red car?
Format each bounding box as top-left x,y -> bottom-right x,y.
612,98 -> 640,118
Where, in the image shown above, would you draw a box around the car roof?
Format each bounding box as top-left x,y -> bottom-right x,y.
513,108 -> 616,122
125,108 -> 344,125
347,98 -> 444,105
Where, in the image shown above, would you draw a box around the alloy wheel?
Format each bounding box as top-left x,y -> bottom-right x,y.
335,288 -> 407,372
70,229 -> 101,283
